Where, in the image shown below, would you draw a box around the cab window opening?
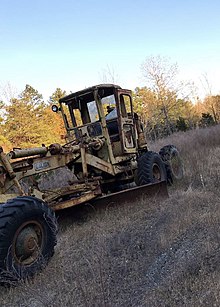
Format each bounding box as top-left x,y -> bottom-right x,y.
120,94 -> 132,118
62,97 -> 100,129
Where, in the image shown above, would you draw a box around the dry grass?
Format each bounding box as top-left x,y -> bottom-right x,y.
150,124 -> 220,192
0,125 -> 220,306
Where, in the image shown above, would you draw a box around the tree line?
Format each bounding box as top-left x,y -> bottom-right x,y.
133,56 -> 219,140
0,56 -> 219,150
0,85 -> 66,151
133,86 -> 220,141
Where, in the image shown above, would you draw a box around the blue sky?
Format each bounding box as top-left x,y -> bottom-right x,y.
0,0 -> 220,100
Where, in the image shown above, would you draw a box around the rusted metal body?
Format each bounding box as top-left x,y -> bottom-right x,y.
0,84 -> 173,283
92,181 -> 168,207
0,84 -> 168,211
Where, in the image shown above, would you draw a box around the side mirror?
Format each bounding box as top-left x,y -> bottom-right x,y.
51,105 -> 59,112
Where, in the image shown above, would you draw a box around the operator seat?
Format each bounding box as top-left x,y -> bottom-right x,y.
105,108 -> 120,142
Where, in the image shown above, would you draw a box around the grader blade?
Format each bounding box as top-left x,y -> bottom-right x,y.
93,181 -> 168,207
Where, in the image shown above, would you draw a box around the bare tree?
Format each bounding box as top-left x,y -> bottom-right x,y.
200,72 -> 212,96
200,73 -> 218,123
0,82 -> 18,104
99,65 -> 119,84
141,55 -> 194,134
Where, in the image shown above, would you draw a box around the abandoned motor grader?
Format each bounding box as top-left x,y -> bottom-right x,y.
0,84 -> 182,282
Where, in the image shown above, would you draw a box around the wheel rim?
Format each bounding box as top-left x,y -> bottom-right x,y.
171,153 -> 183,179
152,163 -> 161,181
13,221 -> 44,266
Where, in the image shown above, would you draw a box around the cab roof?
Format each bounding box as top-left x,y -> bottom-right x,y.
59,84 -> 121,104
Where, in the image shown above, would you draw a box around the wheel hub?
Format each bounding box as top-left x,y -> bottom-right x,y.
13,222 -> 43,266
152,163 -> 161,181
171,154 -> 183,179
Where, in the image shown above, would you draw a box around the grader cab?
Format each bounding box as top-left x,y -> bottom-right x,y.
0,84 -> 182,282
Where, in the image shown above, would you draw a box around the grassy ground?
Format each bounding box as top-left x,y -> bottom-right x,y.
0,125 -> 220,306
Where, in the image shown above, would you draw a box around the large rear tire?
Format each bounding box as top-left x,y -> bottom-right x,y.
0,196 -> 57,283
159,145 -> 183,185
136,151 -> 167,186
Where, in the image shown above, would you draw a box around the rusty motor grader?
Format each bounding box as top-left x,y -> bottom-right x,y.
0,84 -> 182,282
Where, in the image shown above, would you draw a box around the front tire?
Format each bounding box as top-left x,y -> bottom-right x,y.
159,145 -> 183,185
0,196 -> 57,283
136,151 -> 167,186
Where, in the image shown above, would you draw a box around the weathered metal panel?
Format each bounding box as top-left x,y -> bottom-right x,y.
50,185 -> 102,211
